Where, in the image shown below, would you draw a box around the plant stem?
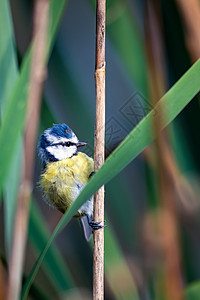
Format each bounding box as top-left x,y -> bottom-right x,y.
145,2 -> 183,299
93,1 -> 106,299
7,1 -> 49,299
176,0 -> 200,61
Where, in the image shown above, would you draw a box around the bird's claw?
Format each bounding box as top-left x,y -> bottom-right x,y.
88,219 -> 107,230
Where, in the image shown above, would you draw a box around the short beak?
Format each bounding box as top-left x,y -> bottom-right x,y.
77,141 -> 87,148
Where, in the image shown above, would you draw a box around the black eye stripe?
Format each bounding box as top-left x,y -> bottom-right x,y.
52,141 -> 76,147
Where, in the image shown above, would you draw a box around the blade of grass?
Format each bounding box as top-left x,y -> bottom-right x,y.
0,0 -> 69,197
22,59 -> 200,298
185,281 -> 200,300
4,141 -> 22,260
0,0 -> 18,116
0,0 -> 22,262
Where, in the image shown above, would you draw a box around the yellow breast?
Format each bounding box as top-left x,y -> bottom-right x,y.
40,152 -> 94,215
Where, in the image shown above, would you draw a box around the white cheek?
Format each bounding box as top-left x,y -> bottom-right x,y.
46,145 -> 77,160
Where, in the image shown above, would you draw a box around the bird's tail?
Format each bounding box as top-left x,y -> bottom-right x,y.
80,216 -> 93,241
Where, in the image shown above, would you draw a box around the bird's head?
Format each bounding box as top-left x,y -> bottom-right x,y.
38,123 -> 86,166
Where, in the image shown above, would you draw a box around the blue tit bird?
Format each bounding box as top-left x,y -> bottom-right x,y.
37,123 -> 103,241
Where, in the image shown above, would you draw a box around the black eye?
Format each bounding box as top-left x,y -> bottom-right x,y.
64,141 -> 71,147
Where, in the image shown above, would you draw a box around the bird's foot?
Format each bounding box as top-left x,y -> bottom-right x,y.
87,216 -> 106,230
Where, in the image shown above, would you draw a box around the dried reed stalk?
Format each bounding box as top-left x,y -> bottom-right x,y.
0,260 -> 7,300
7,1 -> 49,299
93,1 -> 106,299
176,0 -> 200,61
145,2 -> 183,300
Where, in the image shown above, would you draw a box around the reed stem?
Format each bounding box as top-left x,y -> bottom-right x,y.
7,1 -> 49,299
93,1 -> 106,299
